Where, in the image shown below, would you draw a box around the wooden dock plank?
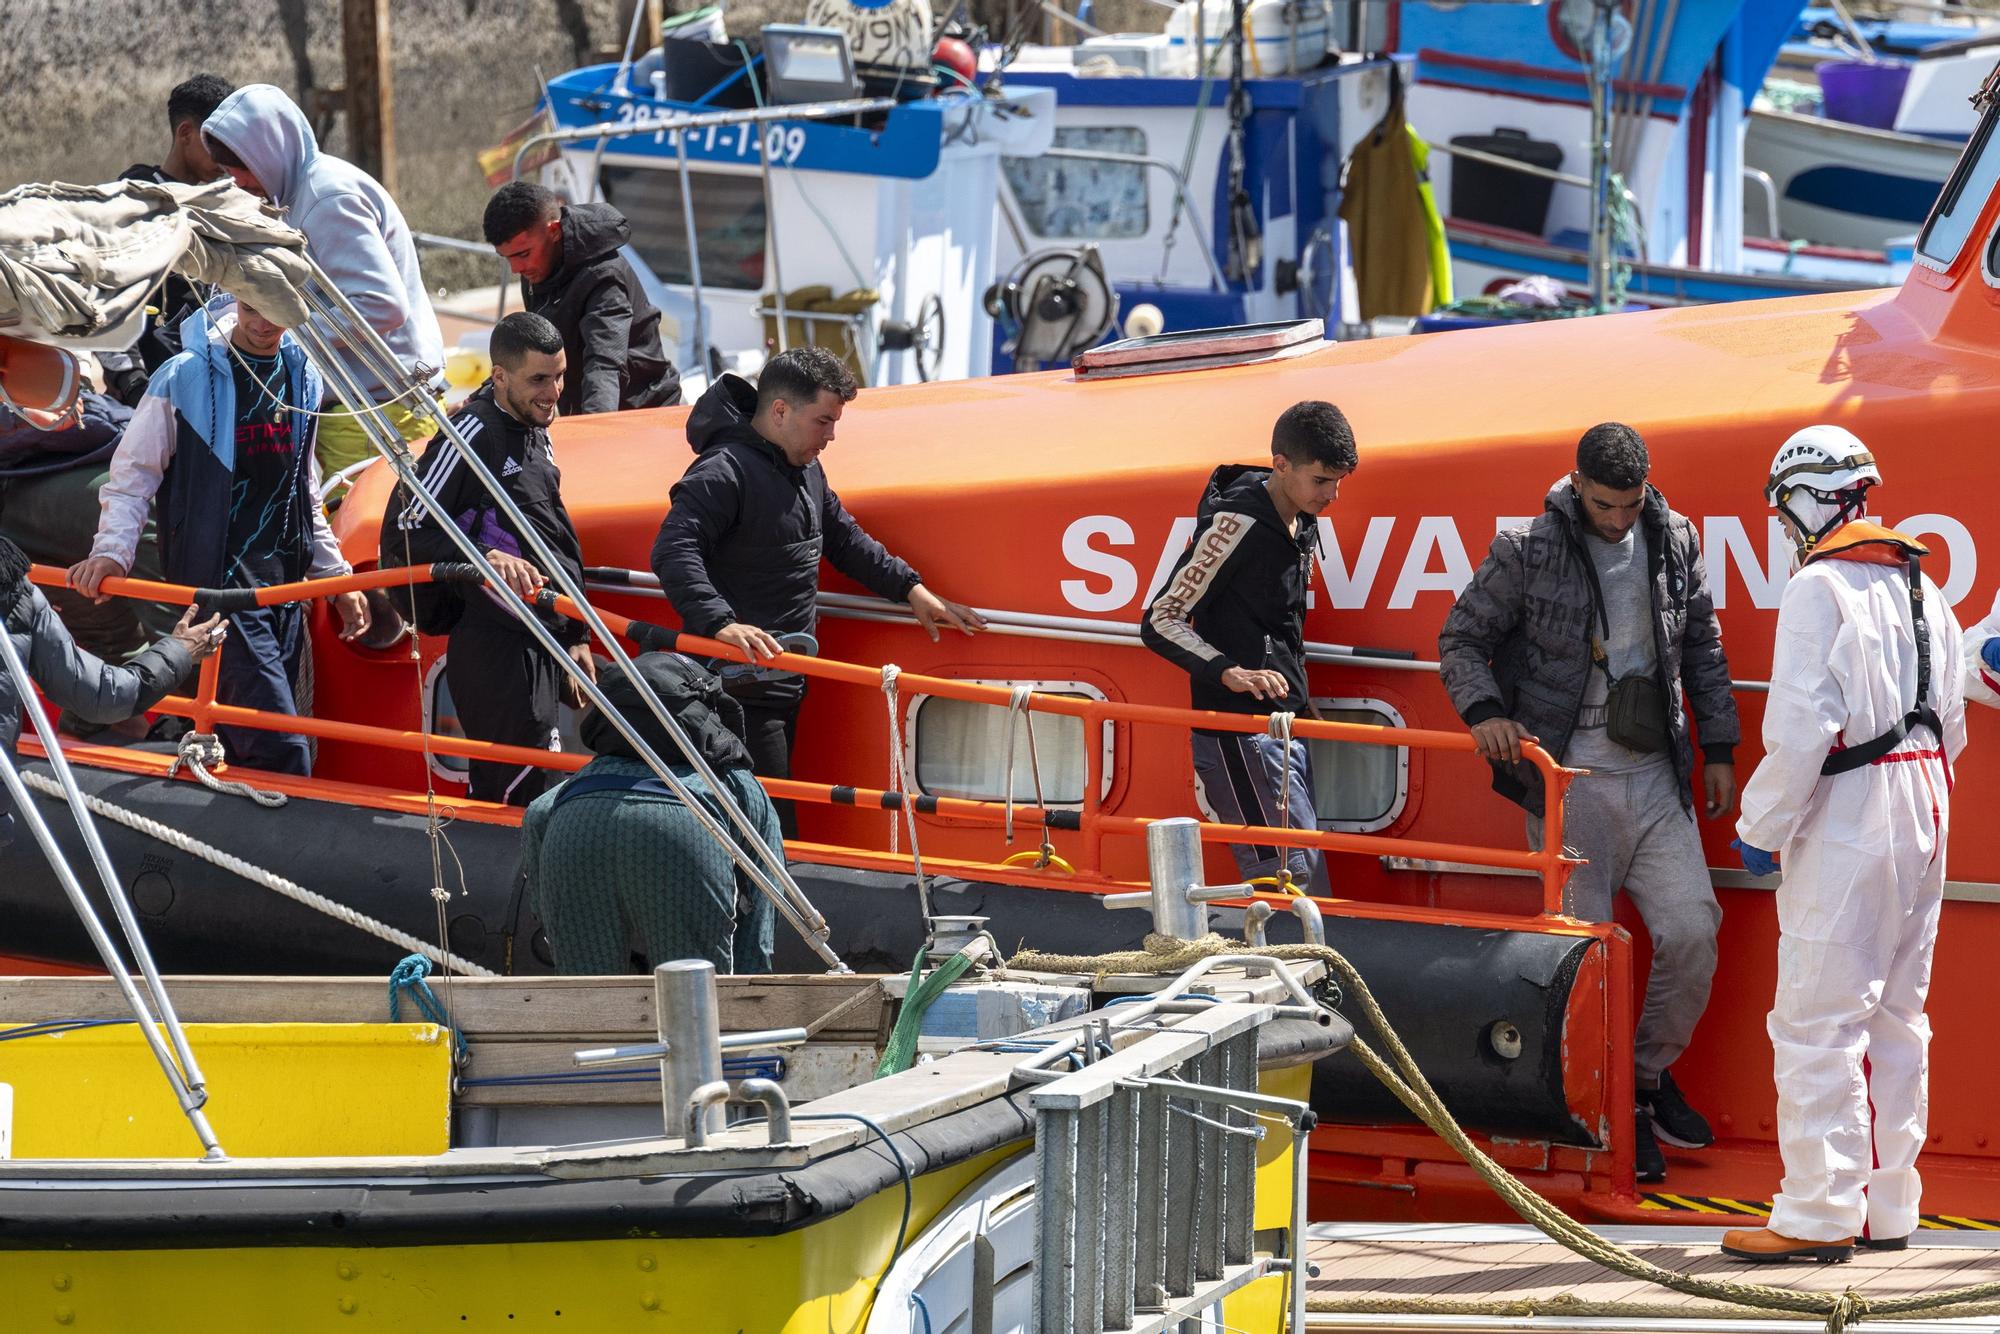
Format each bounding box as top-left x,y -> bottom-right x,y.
1304,1230 -> 2000,1316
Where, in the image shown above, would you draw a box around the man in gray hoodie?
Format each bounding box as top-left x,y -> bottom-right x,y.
201,84 -> 446,481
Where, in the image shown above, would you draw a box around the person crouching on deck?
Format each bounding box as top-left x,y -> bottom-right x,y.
1140,400 -> 1357,896
521,652 -> 776,975
68,300 -> 370,776
1722,426 -> 1966,1264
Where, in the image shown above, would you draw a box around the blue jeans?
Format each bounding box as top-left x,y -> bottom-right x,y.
215,603 -> 310,776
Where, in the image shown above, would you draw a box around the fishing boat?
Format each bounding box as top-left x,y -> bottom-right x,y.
0,926 -> 1342,1328
14,50 -> 2000,1245
1397,0 -> 1913,306
517,18 -> 1404,381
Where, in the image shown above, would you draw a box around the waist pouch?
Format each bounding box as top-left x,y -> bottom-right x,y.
1604,674 -> 1669,754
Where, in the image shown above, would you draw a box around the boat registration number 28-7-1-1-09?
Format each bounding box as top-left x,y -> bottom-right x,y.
610,104 -> 812,166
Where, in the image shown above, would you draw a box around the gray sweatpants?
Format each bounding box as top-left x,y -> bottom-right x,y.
1527,760 -> 1720,1083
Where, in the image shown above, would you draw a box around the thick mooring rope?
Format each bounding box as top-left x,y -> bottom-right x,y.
1006,933 -> 2000,1332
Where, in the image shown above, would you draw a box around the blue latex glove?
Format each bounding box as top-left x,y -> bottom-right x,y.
1982,637 -> 2000,673
1730,838 -> 1780,878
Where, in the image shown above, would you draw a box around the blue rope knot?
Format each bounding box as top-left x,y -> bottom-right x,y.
388,953 -> 467,1057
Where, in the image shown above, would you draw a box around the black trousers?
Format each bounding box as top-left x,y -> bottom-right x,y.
738,698 -> 800,838
448,618 -> 562,806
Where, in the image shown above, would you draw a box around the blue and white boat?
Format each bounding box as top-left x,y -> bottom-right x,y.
538,49 -> 1057,386
1393,0 -> 1905,307
528,13 -> 1404,377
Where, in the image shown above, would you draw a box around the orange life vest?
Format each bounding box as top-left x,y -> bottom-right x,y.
1805,522 -> 1940,775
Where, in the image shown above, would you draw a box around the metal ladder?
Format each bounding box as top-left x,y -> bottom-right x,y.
1031,817 -> 1323,1332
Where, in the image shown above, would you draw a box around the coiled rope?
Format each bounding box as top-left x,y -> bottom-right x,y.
166,731 -> 288,808
1005,933 -> 2000,1332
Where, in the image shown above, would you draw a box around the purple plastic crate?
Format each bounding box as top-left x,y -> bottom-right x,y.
1818,59 -> 1912,130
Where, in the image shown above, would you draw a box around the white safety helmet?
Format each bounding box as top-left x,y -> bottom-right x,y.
1767,424 -> 1881,560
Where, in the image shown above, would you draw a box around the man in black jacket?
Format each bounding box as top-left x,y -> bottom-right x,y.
482,182 -> 680,417
389,313 -> 595,805
651,347 -> 982,832
1142,401 -> 1356,895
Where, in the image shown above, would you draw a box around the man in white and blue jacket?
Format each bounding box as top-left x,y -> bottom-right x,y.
69,302 -> 370,775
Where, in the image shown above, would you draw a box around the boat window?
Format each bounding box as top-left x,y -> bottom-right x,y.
1918,111 -> 2000,269
911,682 -> 1113,805
423,658 -> 470,781
1003,127 -> 1150,240
599,165 -> 767,290
1305,700 -> 1410,833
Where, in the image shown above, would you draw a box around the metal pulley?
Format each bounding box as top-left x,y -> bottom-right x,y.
983,245 -> 1120,367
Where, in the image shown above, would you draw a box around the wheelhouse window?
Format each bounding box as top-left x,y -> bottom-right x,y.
1003,127 -> 1150,239
910,682 -> 1112,805
424,658 -> 469,780
1920,111 -> 2000,270
1304,700 -> 1410,833
599,165 -> 768,290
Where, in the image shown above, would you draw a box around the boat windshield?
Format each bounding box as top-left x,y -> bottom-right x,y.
1918,102 -> 2000,269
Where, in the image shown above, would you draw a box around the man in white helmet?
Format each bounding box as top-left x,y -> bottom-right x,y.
1722,425 -> 1966,1264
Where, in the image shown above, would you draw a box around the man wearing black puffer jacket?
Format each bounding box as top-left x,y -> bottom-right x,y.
483,182 -> 680,417
652,347 -> 984,833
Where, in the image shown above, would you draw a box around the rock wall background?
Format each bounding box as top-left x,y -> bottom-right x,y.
0,0 -> 1163,290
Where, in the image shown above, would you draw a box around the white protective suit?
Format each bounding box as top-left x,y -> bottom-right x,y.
1737,535 -> 1967,1243
1960,588 -> 2000,709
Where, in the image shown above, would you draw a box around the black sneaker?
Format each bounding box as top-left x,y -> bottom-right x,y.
1639,1068 -> 1714,1150
1634,1106 -> 1666,1183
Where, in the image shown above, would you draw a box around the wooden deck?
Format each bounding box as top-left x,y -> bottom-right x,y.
1304,1223 -> 2000,1332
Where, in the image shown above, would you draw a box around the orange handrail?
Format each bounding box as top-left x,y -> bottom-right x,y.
20,565 -> 1580,914
27,561 -> 471,610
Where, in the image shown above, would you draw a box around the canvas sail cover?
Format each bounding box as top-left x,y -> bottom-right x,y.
0,179 -> 314,350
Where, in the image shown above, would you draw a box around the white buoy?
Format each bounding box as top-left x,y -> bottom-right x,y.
1124,303 -> 1166,339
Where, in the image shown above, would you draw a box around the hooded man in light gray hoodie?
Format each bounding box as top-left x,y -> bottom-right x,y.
202,83 -> 446,481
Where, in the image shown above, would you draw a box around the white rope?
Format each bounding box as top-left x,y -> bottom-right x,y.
165,731 -> 288,808
1003,685 -> 1028,842
1003,684 -> 1056,866
1267,710 -> 1297,889
880,664 -> 933,920
19,769 -> 497,977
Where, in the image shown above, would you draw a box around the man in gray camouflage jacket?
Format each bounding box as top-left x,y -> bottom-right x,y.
1438,423 -> 1740,1184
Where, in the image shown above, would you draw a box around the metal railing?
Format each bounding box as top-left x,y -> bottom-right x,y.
24,560 -> 1579,916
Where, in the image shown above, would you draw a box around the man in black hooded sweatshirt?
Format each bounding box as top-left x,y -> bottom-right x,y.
652,347 -> 983,833
1141,400 -> 1359,895
482,181 -> 680,417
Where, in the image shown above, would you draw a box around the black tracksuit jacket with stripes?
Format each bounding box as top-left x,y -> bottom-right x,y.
1141,464 -> 1314,727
